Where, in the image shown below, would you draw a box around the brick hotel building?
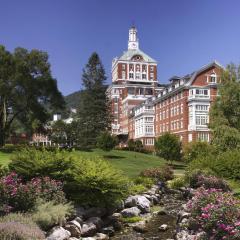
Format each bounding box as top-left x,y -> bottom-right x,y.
108,26 -> 223,149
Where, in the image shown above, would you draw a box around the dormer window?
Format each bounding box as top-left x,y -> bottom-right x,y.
210,73 -> 217,83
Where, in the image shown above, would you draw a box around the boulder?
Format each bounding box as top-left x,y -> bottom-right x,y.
124,195 -> 151,213
86,217 -> 103,231
159,224 -> 168,231
64,220 -> 81,238
101,226 -> 115,236
95,232 -> 109,240
81,222 -> 97,237
132,221 -> 148,233
47,226 -> 71,240
121,207 -> 141,217
177,211 -> 191,224
74,217 -> 83,226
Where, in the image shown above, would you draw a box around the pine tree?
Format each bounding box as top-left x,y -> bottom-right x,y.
76,52 -> 111,149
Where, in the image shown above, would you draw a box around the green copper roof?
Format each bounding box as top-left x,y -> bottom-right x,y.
118,49 -> 157,63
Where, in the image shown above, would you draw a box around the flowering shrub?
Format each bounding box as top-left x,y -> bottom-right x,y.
140,165 -> 174,182
187,187 -> 240,239
0,172 -> 66,214
186,170 -> 231,192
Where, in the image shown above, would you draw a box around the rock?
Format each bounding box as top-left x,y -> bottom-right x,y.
102,226 -> 115,236
64,220 -> 81,238
121,207 -> 141,217
176,230 -> 196,240
177,211 -> 191,224
132,221 -> 148,233
47,226 -> 71,240
84,207 -> 107,219
151,195 -> 160,204
74,216 -> 83,226
124,195 -> 151,213
69,238 -> 79,240
95,232 -> 109,239
86,217 -> 103,231
111,212 -> 122,220
157,208 -> 168,215
81,238 -> 96,240
75,206 -> 85,218
159,224 -> 168,231
81,222 -> 97,237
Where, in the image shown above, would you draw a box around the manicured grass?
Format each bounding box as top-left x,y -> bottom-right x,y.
0,151 -> 12,166
0,147 -> 185,179
71,149 -> 185,178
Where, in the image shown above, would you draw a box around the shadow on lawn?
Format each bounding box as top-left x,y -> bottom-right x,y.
103,155 -> 125,159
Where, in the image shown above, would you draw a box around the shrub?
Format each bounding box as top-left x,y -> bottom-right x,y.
168,177 -> 186,189
155,133 -> 182,163
140,165 -> 174,182
97,131 -> 118,151
32,200 -> 74,230
187,187 -> 240,239
0,172 -> 66,214
183,141 -> 216,163
127,139 -> 144,152
9,148 -> 74,181
0,213 -> 45,240
134,176 -> 154,188
65,156 -> 130,207
188,149 -> 240,181
128,184 -> 146,195
185,170 -> 231,192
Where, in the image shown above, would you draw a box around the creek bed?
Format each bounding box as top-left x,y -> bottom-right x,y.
111,191 -> 185,240
111,213 -> 177,239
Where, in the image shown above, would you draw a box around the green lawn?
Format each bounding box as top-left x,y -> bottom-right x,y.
0,151 -> 12,166
70,149 -> 185,178
0,147 -> 185,178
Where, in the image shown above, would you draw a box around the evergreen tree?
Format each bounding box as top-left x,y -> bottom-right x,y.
76,53 -> 111,149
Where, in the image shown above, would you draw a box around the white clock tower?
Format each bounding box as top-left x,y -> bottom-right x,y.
128,26 -> 139,50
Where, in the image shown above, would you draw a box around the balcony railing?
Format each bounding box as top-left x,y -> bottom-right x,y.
188,95 -> 210,100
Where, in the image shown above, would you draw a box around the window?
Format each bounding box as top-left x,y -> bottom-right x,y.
209,73 -> 217,83
197,132 -> 209,142
129,73 -> 134,79
150,66 -> 154,71
122,64 -> 125,70
181,104 -> 183,114
145,138 -> 154,145
136,73 -> 140,79
122,71 -> 125,79
145,125 -> 154,134
150,73 -> 154,80
114,97 -> 118,103
196,105 -> 208,111
196,115 -> 208,125
145,117 -> 153,122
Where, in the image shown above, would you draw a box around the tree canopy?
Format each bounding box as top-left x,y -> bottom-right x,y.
0,45 -> 65,146
210,63 -> 240,151
155,132 -> 182,162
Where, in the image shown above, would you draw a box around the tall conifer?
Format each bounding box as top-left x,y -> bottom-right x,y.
76,52 -> 111,149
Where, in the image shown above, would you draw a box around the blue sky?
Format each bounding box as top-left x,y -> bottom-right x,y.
0,0 -> 240,95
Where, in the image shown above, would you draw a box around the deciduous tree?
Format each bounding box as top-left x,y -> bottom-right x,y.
0,45 -> 64,147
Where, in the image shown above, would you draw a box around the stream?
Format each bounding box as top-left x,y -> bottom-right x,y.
111,191 -> 185,240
